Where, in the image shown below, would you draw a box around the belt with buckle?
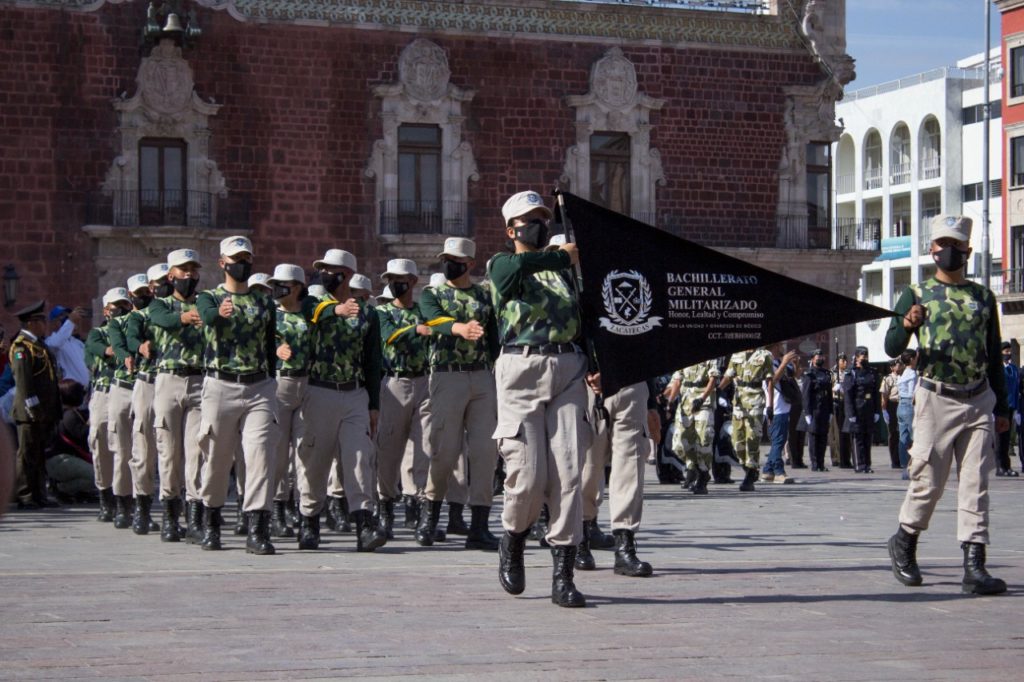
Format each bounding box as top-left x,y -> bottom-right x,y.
682,381 -> 705,388
737,380 -> 762,388
160,367 -> 202,377
113,379 -> 135,390
136,372 -> 155,384
94,384 -> 110,394
501,343 -> 580,356
310,378 -> 362,392
276,369 -> 308,378
386,370 -> 427,379
432,361 -> 489,373
919,378 -> 988,400
205,370 -> 269,385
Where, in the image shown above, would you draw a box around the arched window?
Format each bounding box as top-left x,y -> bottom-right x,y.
864,130 -> 882,190
920,118 -> 941,179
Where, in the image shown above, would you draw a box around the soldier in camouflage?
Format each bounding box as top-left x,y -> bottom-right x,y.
719,347 -> 775,492
147,248 -> 206,543
667,360 -> 720,495
490,190 -> 589,608
418,238 -> 501,551
84,294 -> 120,522
886,215 -> 1009,596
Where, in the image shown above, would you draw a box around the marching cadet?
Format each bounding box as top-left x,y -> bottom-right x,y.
798,349 -> 834,472
106,280 -> 156,533
84,294 -> 119,520
490,190 -> 589,608
418,237 -> 501,551
267,263 -> 310,538
9,301 -> 61,509
842,346 -> 881,474
667,360 -> 720,495
350,274 -> 373,300
296,249 -> 386,552
194,236 -> 279,555
148,248 -> 206,543
718,346 -> 776,491
886,215 -> 1008,595
247,272 -> 272,295
374,259 -> 432,539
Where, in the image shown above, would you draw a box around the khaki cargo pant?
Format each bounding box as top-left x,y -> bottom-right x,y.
297,384 -> 375,516
424,369 -> 498,507
582,382 -> 648,532
129,377 -> 158,497
106,384 -> 135,497
153,372 -> 204,502
494,351 -> 589,547
672,405 -> 715,472
899,379 -> 996,544
198,377 -> 279,512
273,375 -> 306,502
412,394 -> 469,502
376,375 -> 429,501
88,389 -> 114,490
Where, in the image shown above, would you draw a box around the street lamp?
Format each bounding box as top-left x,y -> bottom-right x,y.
3,265 -> 19,308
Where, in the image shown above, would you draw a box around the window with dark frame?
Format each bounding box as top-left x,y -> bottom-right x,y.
397,124 -> 442,232
1014,46 -> 1024,99
1013,136 -> 1024,187
590,132 -> 631,215
806,142 -> 831,230
138,138 -> 186,226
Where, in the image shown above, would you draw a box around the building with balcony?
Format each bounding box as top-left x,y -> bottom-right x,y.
833,51 -> 1003,357
998,0 -> 1024,340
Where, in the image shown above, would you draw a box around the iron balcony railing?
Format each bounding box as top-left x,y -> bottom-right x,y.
920,158 -> 941,180
989,269 -> 1024,296
864,167 -> 883,190
379,200 -> 472,236
834,219 -> 882,251
86,190 -> 250,230
889,162 -> 911,186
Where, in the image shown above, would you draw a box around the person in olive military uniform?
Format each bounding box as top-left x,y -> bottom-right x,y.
718,347 -> 775,491
667,360 -> 720,495
9,301 -> 61,509
490,190 -> 589,608
842,346 -> 881,474
84,295 -> 119,521
797,349 -> 834,472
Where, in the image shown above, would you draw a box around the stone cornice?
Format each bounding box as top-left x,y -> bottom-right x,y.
6,0 -> 811,51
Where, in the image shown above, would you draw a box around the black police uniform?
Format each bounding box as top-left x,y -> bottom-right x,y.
797,359 -> 834,471
841,352 -> 881,473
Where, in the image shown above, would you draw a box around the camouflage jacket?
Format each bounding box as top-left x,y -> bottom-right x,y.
276,308 -> 311,372
377,301 -> 430,375
123,307 -> 156,375
196,286 -> 277,375
106,313 -> 137,386
672,360 -> 720,417
418,283 -> 498,368
8,330 -> 60,423
147,295 -> 205,371
488,250 -> 581,346
724,348 -> 774,413
885,277 -> 1008,416
305,295 -> 383,410
84,324 -> 115,391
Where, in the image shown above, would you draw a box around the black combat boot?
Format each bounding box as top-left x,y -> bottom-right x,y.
338,496 -> 353,533
185,500 -> 205,544
961,542 -> 1007,595
530,505 -> 550,547
465,505 -> 500,551
132,494 -> 157,535
887,527 -> 923,587
287,491 -> 300,527
613,529 -> 653,577
354,509 -> 387,552
575,532 -> 596,571
403,495 -> 420,530
416,499 -> 444,546
681,468 -> 697,491
233,495 -> 248,536
498,529 -> 529,595
551,546 -> 586,608
113,495 -> 132,529
379,498 -> 395,540
739,467 -> 758,492
246,510 -> 276,555
447,502 -> 469,536
324,496 -> 340,531
585,518 -> 615,550
161,497 -> 183,542
271,500 -> 294,538
97,487 -> 115,522
201,506 -> 222,550
691,469 -> 710,495
297,514 -> 320,550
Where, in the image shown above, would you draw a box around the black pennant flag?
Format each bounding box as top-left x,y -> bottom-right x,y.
557,192 -> 896,396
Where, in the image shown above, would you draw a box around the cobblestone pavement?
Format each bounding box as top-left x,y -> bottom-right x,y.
2,447 -> 1022,681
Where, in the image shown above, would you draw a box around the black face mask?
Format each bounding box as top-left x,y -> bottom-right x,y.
153,282 -> 174,298
513,219 -> 549,250
1003,353 -> 1012,364
131,295 -> 152,310
443,260 -> 469,281
272,284 -> 292,300
390,281 -> 411,299
322,272 -> 346,294
933,245 -> 968,273
110,306 -> 130,318
172,276 -> 198,299
814,359 -> 825,368
224,261 -> 253,283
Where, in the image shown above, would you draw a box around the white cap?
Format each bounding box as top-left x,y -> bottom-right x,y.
307,284 -> 328,298
126,273 -> 149,293
313,249 -> 357,272
221,235 -> 254,257
147,262 -> 170,282
377,285 -> 393,302
437,237 -> 476,260
930,214 -> 972,243
350,273 -> 372,293
267,264 -> 306,285
167,248 -> 201,268
501,190 -> 552,225
381,258 -> 419,282
545,233 -> 568,251
247,272 -> 271,290
428,273 -> 447,288
102,287 -> 131,307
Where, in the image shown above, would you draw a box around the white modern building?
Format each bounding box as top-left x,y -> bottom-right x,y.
833,50 -> 1002,357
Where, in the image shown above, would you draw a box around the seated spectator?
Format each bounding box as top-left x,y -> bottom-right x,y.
45,379 -> 95,503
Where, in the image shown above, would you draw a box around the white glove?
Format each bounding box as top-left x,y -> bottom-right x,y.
849,417 -> 857,424
1015,413 -> 1021,427
882,411 -> 890,425
718,397 -> 729,409
874,414 -> 880,424
805,415 -> 812,426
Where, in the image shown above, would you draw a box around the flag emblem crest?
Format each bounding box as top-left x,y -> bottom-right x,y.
599,270 -> 662,336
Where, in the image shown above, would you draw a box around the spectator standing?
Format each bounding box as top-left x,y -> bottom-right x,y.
44,306 -> 90,390
880,359 -> 902,469
896,349 -> 918,481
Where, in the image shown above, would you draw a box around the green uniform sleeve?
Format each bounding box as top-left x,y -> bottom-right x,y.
84,327 -> 108,360
301,295 -> 337,323
379,306 -> 420,347
418,287 -> 455,336
124,311 -> 145,354
265,299 -> 277,375
987,293 -> 1010,418
148,297 -> 183,329
364,306 -> 382,411
107,318 -> 130,364
884,287 -> 917,358
490,250 -> 572,298
196,290 -> 224,327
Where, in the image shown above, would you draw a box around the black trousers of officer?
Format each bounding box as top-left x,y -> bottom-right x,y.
834,404 -> 852,467
997,428 -> 1015,471
852,427 -> 872,472
15,421 -> 51,504
807,431 -> 828,470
